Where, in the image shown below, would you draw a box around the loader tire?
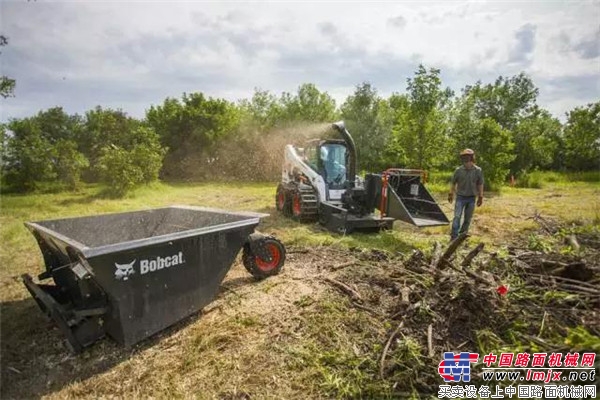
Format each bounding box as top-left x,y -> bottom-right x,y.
242,236 -> 286,280
291,186 -> 318,222
275,184 -> 291,216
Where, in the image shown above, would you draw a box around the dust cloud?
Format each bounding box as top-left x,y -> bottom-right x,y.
210,122 -> 335,181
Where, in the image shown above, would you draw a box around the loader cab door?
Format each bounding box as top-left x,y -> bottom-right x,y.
318,143 -> 347,190
304,143 -> 320,172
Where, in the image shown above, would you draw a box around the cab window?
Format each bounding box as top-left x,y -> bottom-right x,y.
304,144 -> 319,171
320,143 -> 347,189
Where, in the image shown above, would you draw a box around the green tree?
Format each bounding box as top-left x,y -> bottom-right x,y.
450,95 -> 515,190
130,127 -> 167,183
383,93 -> 411,167
511,108 -> 562,173
34,107 -> 82,144
278,83 -> 337,124
146,92 -> 241,179
473,118 -> 515,189
465,73 -> 539,131
563,102 -> 600,171
238,89 -> 281,131
96,126 -> 166,196
1,123 -> 7,169
0,35 -> 15,98
97,146 -> 144,196
34,108 -> 88,189
340,83 -> 393,171
80,107 -> 142,170
54,139 -> 89,189
2,108 -> 87,191
2,118 -> 55,190
394,65 -> 454,170
448,73 -> 544,187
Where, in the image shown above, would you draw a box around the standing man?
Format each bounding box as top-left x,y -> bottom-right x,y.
448,149 -> 484,240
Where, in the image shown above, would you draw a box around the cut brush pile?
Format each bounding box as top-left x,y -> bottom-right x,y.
310,216 -> 599,396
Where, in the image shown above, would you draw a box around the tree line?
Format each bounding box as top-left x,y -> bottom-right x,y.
1,65 -> 598,195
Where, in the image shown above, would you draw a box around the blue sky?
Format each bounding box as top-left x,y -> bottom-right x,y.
1,0 -> 599,122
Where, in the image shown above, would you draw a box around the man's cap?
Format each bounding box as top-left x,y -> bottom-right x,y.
460,148 -> 475,156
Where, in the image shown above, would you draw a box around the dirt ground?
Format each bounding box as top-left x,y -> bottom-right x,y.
1,246 -> 369,399
3,228 -> 599,399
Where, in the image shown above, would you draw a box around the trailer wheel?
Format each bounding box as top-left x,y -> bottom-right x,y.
242,236 -> 286,280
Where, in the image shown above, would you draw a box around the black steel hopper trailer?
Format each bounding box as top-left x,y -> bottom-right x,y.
21,205 -> 285,352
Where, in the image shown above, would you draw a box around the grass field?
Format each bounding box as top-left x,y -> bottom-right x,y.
1,177 -> 599,399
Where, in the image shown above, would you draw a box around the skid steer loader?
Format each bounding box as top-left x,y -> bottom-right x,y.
276,121 -> 449,234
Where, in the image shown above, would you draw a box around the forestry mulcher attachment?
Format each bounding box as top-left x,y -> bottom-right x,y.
276,121 -> 449,234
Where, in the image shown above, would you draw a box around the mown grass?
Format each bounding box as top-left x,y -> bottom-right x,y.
2,177 -> 598,302
1,176 -> 599,399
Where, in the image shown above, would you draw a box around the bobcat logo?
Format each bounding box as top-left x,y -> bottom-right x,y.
114,260 -> 136,281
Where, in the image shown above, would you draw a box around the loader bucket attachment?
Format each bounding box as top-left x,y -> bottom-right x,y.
382,169 -> 449,227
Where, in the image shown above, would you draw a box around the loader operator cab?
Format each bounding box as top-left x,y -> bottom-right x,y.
304,140 -> 348,190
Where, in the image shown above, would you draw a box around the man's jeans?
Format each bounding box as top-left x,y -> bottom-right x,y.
451,195 -> 476,240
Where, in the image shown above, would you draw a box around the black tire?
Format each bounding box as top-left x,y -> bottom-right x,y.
291,190 -> 302,220
276,184 -> 285,211
242,236 -> 286,280
276,184 -> 293,216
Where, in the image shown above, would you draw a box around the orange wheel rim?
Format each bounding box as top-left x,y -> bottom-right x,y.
255,243 -> 282,272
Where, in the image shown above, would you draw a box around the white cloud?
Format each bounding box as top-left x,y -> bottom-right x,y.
0,0 -> 598,121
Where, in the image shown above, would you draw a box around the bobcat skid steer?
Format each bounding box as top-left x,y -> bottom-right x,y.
275,121 -> 449,234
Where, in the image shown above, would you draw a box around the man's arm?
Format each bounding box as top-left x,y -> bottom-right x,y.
476,170 -> 484,206
448,174 -> 457,204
